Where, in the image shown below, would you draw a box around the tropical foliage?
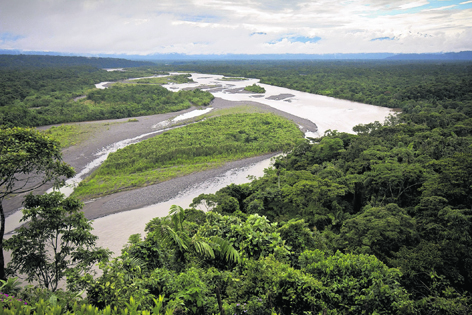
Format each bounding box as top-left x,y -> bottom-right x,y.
244,84 -> 265,93
73,113 -> 303,198
160,60 -> 472,112
0,61 -> 213,128
2,57 -> 472,314
0,127 -> 75,281
4,192 -> 110,292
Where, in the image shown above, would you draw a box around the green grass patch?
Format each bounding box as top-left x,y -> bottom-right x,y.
131,74 -> 193,85
244,84 -> 266,93
219,77 -> 247,81
73,113 -> 303,198
319,89 -> 333,95
41,123 -> 119,148
202,105 -> 267,119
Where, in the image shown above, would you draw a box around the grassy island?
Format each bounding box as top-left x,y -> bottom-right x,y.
244,83 -> 266,93
130,74 -> 194,85
73,113 -> 303,198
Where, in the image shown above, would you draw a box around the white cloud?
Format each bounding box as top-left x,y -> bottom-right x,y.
399,1 -> 429,10
0,0 -> 470,55
423,4 -> 457,11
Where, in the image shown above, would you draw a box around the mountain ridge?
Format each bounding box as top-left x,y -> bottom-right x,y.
2,49 -> 472,61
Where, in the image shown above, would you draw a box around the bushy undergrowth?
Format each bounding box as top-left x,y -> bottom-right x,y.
73,113 -> 303,198
244,84 -> 265,93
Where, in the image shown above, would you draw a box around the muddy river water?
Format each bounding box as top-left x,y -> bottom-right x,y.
6,73 -> 393,256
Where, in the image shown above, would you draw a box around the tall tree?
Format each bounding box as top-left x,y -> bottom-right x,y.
150,205 -> 240,268
4,192 -> 110,291
0,127 -> 75,280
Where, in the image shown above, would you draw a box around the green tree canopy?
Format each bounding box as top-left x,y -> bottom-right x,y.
0,127 -> 75,280
4,192 -> 110,292
339,203 -> 418,260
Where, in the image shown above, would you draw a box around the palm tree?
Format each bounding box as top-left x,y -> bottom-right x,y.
152,205 -> 240,266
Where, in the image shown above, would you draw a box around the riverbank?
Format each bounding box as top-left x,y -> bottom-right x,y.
81,152 -> 279,220
3,97 -> 317,218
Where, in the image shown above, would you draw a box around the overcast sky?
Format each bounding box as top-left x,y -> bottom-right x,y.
1,0 -> 471,55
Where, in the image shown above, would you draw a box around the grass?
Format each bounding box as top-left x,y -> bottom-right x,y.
202,105 -> 267,118
219,77 -> 248,81
244,84 -> 266,93
165,105 -> 274,127
41,105 -> 260,150
41,123 -> 121,148
73,112 -> 303,199
130,74 -> 194,85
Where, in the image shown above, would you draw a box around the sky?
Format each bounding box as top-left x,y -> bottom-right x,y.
1,0 -> 471,55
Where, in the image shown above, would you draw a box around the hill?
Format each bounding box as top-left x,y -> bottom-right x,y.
0,54 -> 155,68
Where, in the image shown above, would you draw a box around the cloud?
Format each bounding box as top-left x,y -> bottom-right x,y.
0,0 -> 470,55
371,36 -> 396,41
289,36 -> 322,43
399,1 -> 429,10
178,14 -> 220,22
270,36 -> 322,44
423,4 -> 457,11
0,33 -> 24,42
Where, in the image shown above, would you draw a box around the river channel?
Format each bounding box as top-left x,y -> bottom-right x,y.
5,73 -> 393,257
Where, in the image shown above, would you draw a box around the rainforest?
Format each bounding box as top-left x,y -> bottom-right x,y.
0,54 -> 471,314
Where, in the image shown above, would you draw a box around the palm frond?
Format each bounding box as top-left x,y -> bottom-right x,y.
169,205 -> 183,216
154,225 -> 189,251
192,236 -> 215,259
169,205 -> 185,230
210,236 -> 241,264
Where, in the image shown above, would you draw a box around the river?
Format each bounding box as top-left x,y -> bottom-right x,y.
165,73 -> 392,136
6,73 -> 393,257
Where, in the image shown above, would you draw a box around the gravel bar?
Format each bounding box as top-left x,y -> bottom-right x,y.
4,97 -> 317,219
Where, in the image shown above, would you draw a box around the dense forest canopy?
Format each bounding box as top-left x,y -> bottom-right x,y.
1,56 -> 472,314
0,59 -> 213,127
158,60 -> 472,112
0,54 -> 155,69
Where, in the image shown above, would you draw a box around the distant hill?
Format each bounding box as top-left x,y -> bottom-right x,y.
1,49 -> 472,62
121,53 -> 396,61
0,50 -> 396,61
386,51 -> 472,61
0,54 -> 155,68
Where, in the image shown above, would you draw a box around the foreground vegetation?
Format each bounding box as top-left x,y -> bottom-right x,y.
1,56 -> 471,314
73,113 -> 303,198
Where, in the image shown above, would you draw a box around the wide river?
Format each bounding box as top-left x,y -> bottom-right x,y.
6,73 -> 393,256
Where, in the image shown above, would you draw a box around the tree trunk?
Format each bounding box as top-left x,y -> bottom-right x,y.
216,286 -> 225,315
0,200 -> 6,281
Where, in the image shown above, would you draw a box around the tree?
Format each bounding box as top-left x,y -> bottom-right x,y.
150,205 -> 240,269
299,250 -> 414,313
339,203 -> 418,260
4,192 -> 110,291
0,127 -> 75,280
